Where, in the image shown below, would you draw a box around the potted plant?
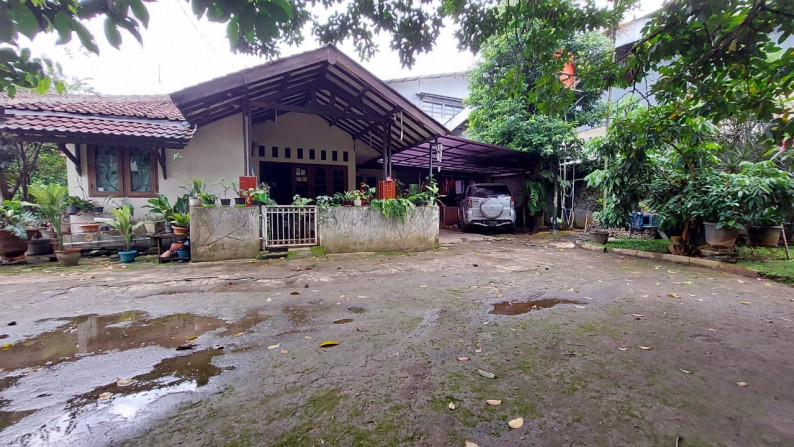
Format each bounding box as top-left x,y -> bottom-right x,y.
0,199 -> 36,259
292,194 -> 314,206
170,212 -> 190,235
28,183 -> 80,266
143,193 -> 173,233
359,183 -> 376,206
99,206 -> 147,263
181,178 -> 206,207
738,162 -> 794,247
315,195 -> 332,208
199,192 -> 217,207
747,209 -> 785,247
233,185 -> 247,207
216,178 -> 236,206
332,191 -> 345,207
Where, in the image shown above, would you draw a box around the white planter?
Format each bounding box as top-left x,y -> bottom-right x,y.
353,199 -> 362,207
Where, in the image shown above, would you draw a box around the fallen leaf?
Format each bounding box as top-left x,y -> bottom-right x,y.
497,293 -> 503,298
618,347 -> 628,351
739,301 -> 750,305
267,343 -> 280,349
448,402 -> 456,410
638,345 -> 652,350
475,348 -> 483,353
473,264 -> 478,267
266,298 -> 272,302
234,332 -> 244,337
186,336 -> 197,341
633,314 -> 644,317
98,392 -> 114,402
737,381 -> 748,387
737,279 -> 746,284
477,369 -> 496,379
457,356 -> 470,362
280,349 -> 289,354
680,368 -> 691,374
486,399 -> 502,406
667,270 -> 677,273
320,340 -> 339,347
116,378 -> 136,387
464,441 -> 479,447
1,343 -> 13,350
640,294 -> 649,298
304,335 -> 313,340
358,295 -> 368,299
508,418 -> 524,429
419,285 -> 427,288
667,293 -> 678,298
573,304 -> 587,309
290,291 -> 300,295
708,328 -> 716,332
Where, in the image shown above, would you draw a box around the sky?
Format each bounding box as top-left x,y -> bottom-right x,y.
26,1 -> 662,95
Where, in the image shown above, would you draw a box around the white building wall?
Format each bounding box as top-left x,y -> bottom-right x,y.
66,114 -> 245,218
251,113 -> 379,191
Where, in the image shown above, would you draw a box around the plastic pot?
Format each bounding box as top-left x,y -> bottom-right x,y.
748,225 -> 782,247
119,250 -> 137,263
589,230 -> 609,245
220,198 -> 231,207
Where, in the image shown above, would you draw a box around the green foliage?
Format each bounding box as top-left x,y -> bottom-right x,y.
198,192 -> 217,203
315,195 -> 332,208
605,238 -> 670,254
102,206 -> 146,252
0,137 -> 66,201
169,212 -> 190,228
292,194 -> 313,206
181,178 -> 206,197
622,0 -> 794,141
0,199 -> 36,238
28,183 -> 68,250
142,193 -> 173,218
215,178 -> 237,198
370,198 -> 416,223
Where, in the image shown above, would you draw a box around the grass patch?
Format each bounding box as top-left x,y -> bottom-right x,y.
736,247 -> 794,283
310,245 -> 326,258
603,238 -> 670,253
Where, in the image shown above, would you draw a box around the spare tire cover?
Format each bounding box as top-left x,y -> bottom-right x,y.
480,197 -> 504,218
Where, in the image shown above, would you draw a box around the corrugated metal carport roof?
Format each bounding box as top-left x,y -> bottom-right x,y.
388,135 -> 538,175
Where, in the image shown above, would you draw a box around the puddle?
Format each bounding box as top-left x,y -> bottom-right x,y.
333,318 -> 354,324
347,307 -> 366,314
490,298 -> 584,315
0,311 -> 267,372
283,306 -> 311,326
6,348 -> 227,445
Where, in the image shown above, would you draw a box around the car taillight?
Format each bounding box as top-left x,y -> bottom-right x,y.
510,196 -> 514,208
467,198 -> 472,207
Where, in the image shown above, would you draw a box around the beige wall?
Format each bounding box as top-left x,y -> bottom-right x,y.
251,113 -> 380,191
66,114 -> 245,218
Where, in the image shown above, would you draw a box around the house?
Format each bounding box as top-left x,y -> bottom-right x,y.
0,46 -> 536,223
385,72 -> 472,136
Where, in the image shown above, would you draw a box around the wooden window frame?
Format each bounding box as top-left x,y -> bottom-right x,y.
87,145 -> 159,198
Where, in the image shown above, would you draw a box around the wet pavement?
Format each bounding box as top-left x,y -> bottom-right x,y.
0,231 -> 792,446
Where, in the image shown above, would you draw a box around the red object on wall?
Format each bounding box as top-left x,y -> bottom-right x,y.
377,181 -> 396,200
553,50 -> 575,88
239,176 -> 257,206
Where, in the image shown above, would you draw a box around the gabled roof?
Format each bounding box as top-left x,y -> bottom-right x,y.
170,45 -> 448,153
0,94 -> 194,148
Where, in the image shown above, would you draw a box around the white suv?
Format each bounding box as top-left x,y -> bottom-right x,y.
457,183 -> 515,232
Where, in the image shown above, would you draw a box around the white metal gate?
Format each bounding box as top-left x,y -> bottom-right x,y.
261,205 -> 318,248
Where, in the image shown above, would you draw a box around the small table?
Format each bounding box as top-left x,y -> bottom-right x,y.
150,232 -> 189,264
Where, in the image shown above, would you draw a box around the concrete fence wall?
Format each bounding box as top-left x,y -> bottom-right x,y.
190,206 -> 261,262
318,206 -> 439,254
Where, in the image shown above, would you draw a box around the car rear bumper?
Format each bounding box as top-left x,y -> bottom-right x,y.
471,220 -> 514,227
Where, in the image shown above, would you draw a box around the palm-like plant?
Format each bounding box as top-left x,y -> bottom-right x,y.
103,206 -> 147,252
28,183 -> 69,250
0,199 -> 36,238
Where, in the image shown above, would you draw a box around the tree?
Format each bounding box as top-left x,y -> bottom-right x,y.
1,0 -> 633,97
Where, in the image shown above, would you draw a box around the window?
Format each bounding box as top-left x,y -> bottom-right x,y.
421,100 -> 463,119
87,146 -> 158,197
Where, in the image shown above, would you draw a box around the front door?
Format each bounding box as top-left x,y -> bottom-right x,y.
260,162 -> 347,204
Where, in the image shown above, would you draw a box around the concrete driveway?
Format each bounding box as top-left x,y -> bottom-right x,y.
0,232 -> 792,446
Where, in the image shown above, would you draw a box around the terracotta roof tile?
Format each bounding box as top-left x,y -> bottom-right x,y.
0,114 -> 194,142
0,94 -> 185,121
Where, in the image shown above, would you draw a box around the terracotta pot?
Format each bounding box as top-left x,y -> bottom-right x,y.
0,229 -> 29,258
55,248 -> 81,267
172,226 -> 189,235
80,223 -> 101,232
748,225 -> 782,247
703,222 -> 739,248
